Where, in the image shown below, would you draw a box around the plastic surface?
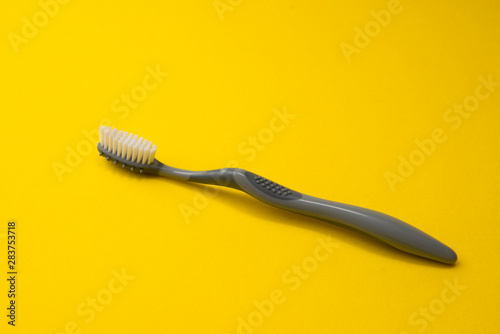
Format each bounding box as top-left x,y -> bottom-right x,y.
234,170 -> 457,264
97,144 -> 457,264
98,144 -> 457,264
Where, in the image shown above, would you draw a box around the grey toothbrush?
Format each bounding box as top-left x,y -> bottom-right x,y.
97,126 -> 457,264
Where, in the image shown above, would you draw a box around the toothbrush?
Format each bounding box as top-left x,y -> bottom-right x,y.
97,126 -> 457,264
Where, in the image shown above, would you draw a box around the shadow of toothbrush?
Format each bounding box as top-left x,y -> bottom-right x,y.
108,165 -> 457,268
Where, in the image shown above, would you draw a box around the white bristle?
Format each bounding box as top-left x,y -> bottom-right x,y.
117,140 -> 123,156
99,126 -> 105,146
121,136 -> 130,158
131,144 -> 139,163
104,127 -> 111,149
148,145 -> 156,164
137,145 -> 145,164
106,126 -> 113,150
99,126 -> 158,165
112,136 -> 118,154
139,142 -> 147,154
142,145 -> 150,164
126,143 -> 133,160
106,127 -> 113,150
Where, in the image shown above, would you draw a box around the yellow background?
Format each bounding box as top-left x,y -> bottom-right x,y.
1,0 -> 499,333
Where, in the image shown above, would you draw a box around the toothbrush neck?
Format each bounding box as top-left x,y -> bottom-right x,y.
158,165 -> 243,189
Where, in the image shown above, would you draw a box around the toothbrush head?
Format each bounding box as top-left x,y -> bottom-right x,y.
97,125 -> 160,173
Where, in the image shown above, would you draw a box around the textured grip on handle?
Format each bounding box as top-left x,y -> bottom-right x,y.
232,170 -> 457,264
246,172 -> 302,200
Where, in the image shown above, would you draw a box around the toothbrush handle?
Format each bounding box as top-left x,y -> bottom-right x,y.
231,170 -> 457,264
